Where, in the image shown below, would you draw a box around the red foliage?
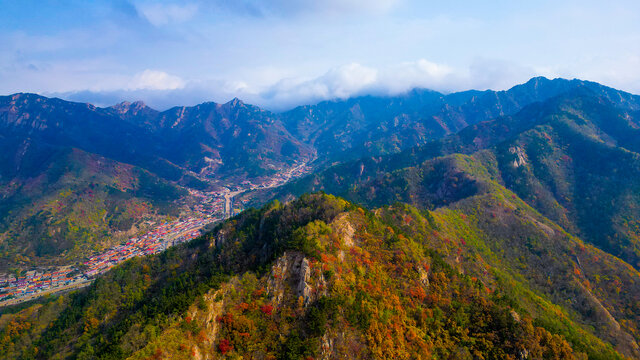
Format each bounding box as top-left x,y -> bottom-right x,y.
152,349 -> 163,359
253,288 -> 265,297
409,286 -> 427,302
218,338 -> 233,355
216,313 -> 234,325
260,304 -> 274,315
237,302 -> 250,312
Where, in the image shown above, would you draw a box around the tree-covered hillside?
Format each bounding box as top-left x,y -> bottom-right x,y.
1,192 -> 639,359
264,89 -> 640,269
2,77 -> 640,359
0,147 -> 186,269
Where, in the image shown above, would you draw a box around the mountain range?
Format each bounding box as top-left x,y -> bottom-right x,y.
2,77 -> 640,359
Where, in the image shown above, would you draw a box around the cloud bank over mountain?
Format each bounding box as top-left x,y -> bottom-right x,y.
57,59 -> 544,111
1,0 -> 639,110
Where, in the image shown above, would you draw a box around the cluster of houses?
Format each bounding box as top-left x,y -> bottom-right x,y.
0,216 -> 215,305
190,191 -> 226,216
243,162 -> 312,191
0,267 -> 85,302
82,216 -> 213,277
1,163 -> 314,306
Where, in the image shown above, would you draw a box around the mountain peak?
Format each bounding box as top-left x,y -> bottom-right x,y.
110,100 -> 151,114
3,92 -> 47,104
226,97 -> 245,107
525,75 -> 551,86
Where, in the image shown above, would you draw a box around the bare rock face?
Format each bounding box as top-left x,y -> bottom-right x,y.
180,286 -> 226,359
212,228 -> 230,248
418,266 -> 430,287
510,310 -> 521,323
267,252 -> 316,307
320,332 -> 335,360
518,348 -> 529,360
297,257 -> 312,305
334,213 -> 355,247
509,146 -> 527,167
320,330 -> 365,360
267,252 -> 290,306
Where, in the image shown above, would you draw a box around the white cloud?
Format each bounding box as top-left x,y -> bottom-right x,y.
48,57 -> 640,112
214,0 -> 401,17
378,59 -> 457,94
259,63 -> 378,107
311,0 -> 400,13
318,63 -> 378,98
465,58 -> 538,91
253,60 -> 462,109
128,69 -> 186,90
136,2 -> 198,26
52,59 -> 535,110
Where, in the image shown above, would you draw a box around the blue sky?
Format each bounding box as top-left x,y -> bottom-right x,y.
1,0 -> 639,110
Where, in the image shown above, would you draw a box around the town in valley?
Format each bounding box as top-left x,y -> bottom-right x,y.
0,162 -> 312,307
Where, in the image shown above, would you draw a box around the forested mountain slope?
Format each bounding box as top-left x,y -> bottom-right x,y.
280,76 -> 639,161
0,147 -> 186,269
2,77 -> 640,359
0,94 -> 313,181
266,89 -> 640,269
3,77 -> 636,267
1,192 -> 639,359
0,93 -> 313,266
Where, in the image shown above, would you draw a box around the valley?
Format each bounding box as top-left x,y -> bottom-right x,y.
2,77 -> 640,359
2,2 -> 640,358
0,213 -> 212,307
0,161 -> 313,307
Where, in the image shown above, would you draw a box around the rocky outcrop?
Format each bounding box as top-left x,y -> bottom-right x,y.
267,251 -> 319,308
297,257 -> 312,305
509,146 -> 527,167
334,213 -> 355,247
267,254 -> 290,306
418,266 -> 430,287
319,330 -> 366,360
212,227 -> 230,248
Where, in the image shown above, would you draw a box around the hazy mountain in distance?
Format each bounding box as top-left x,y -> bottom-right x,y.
279,76 -> 639,162
2,77 -> 640,359
0,94 -> 313,267
266,86 -> 640,269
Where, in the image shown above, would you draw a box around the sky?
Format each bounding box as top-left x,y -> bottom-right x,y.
1,0 -> 639,111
